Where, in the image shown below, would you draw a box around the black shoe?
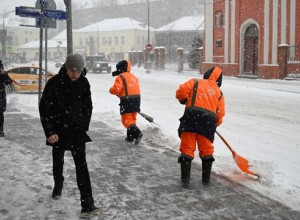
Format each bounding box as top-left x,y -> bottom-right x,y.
135,133 -> 143,145
52,178 -> 64,200
0,132 -> 4,137
81,206 -> 102,218
125,137 -> 134,142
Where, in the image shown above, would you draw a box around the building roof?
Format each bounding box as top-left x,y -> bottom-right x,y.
156,15 -> 204,31
18,40 -> 67,49
75,17 -> 155,32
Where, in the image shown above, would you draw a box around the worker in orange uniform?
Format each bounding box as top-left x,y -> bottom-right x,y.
176,66 -> 225,186
109,60 -> 143,145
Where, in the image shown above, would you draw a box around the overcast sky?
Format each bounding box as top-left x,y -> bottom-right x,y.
0,0 -> 156,15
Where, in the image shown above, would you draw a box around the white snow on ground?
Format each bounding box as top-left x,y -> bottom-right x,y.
4,61 -> 300,213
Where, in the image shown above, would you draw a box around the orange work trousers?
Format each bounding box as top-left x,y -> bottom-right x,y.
180,132 -> 214,159
121,112 -> 138,128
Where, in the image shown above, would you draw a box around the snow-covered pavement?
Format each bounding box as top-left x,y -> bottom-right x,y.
1,63 -> 300,219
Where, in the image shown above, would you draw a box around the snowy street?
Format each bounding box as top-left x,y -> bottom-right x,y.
1,64 -> 300,219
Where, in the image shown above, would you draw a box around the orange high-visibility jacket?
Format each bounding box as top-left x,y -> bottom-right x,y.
109,61 -> 141,115
176,67 -> 225,142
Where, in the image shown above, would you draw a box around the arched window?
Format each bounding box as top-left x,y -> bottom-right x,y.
245,24 -> 258,37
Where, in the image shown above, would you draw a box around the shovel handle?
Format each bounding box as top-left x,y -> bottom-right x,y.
216,131 -> 234,154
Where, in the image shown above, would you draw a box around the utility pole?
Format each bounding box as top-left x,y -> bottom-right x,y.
38,0 -> 45,103
64,0 -> 73,55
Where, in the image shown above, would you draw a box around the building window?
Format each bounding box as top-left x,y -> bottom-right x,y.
115,37 -> 118,45
137,36 -> 140,45
102,37 -> 106,45
108,37 -> 112,45
216,39 -> 223,47
216,12 -> 224,27
121,36 -> 125,45
79,38 -> 83,46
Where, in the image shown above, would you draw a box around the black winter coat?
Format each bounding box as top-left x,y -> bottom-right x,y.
0,72 -> 12,113
39,67 -> 93,149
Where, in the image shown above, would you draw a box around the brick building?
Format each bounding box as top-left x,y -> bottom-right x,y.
203,0 -> 300,79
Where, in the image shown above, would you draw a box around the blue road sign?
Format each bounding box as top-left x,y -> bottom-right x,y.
45,10 -> 67,20
15,6 -> 40,18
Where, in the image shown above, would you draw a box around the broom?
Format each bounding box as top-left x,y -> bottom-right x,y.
216,131 -> 259,177
139,112 -> 159,126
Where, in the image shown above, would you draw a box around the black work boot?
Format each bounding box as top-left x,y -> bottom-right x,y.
127,124 -> 143,145
0,126 -> 4,137
126,124 -> 135,142
135,132 -> 143,145
52,177 -> 64,199
178,156 -> 192,187
201,156 -> 215,185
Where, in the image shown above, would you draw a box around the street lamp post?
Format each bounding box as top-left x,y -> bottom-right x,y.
147,0 -> 150,44
146,0 -> 151,73
97,23 -> 99,54
2,10 -> 14,59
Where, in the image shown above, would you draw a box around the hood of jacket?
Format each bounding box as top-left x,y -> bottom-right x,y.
203,66 -> 223,87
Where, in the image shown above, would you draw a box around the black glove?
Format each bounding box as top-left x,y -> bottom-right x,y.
179,98 -> 188,105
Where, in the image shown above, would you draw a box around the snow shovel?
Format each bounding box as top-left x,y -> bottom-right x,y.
139,112 -> 159,126
216,131 -> 259,177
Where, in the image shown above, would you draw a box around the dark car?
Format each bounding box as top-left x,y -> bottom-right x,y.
85,55 -> 111,73
54,60 -> 64,68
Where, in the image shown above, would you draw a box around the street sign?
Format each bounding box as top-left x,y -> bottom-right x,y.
45,10 -> 67,20
6,45 -> 13,52
15,6 -> 40,18
35,0 -> 57,28
146,43 -> 153,51
35,18 -> 57,29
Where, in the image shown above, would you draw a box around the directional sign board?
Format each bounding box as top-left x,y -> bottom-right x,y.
16,6 -> 40,18
36,10 -> 67,28
45,10 -> 67,20
35,0 -> 57,29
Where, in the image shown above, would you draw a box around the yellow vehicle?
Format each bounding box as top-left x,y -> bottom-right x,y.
6,66 -> 55,93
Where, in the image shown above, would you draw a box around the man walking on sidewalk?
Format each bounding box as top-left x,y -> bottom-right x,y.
176,67 -> 225,186
109,60 -> 143,145
39,54 -> 100,216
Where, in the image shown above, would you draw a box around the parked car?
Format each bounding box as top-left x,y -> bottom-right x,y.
85,55 -> 111,73
6,66 -> 55,93
54,60 -> 64,68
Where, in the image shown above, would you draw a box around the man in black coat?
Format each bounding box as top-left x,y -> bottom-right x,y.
39,54 -> 100,215
0,59 -> 12,137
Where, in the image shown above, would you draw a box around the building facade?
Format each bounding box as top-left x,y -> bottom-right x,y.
155,16 -> 204,62
203,0 -> 300,79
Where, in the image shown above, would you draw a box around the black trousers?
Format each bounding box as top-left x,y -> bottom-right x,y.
0,112 -> 4,128
52,144 -> 93,200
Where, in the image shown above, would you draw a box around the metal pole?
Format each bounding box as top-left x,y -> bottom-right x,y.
64,0 -> 73,55
97,23 -> 99,54
38,0 -> 45,103
2,10 -> 14,60
146,0 -> 151,73
147,0 -> 150,44
45,21 -> 48,84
